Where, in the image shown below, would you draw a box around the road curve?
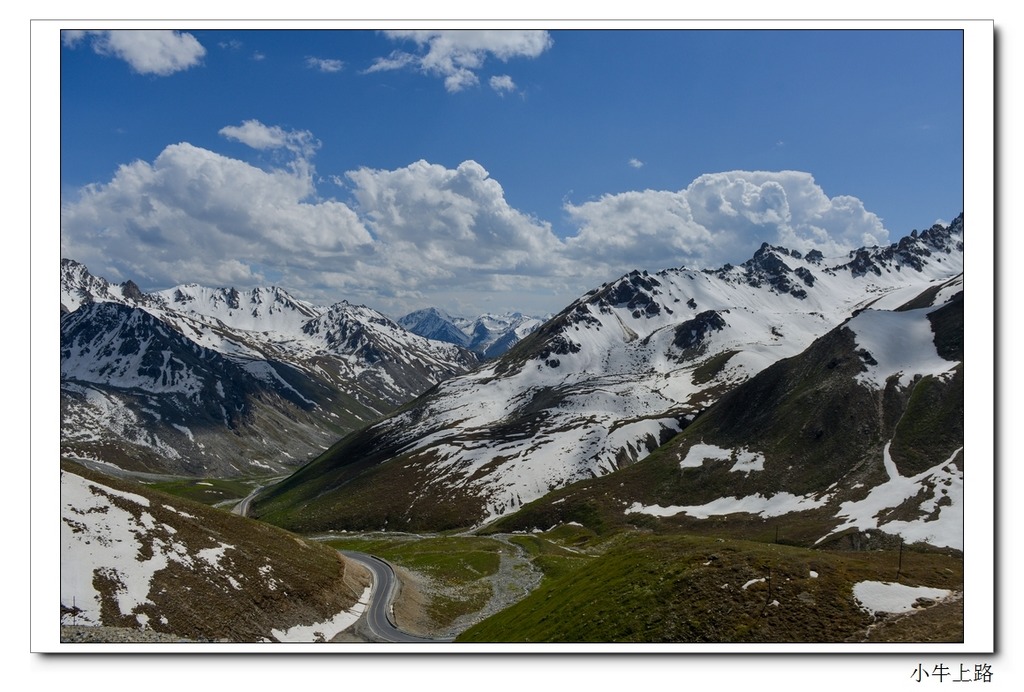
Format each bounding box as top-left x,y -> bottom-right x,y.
231,487 -> 259,516
340,550 -> 454,643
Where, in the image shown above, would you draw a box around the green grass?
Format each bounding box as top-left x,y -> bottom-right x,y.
145,477 -> 271,506
691,349 -> 738,385
456,531 -> 963,643
314,521 -> 962,644
889,368 -> 964,477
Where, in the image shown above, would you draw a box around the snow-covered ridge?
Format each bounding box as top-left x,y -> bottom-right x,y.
61,258 -> 150,314
60,261 -> 479,476
304,215 -> 965,526
153,283 -> 324,335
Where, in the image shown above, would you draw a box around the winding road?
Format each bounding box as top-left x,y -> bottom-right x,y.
340,550 -> 454,643
232,493 -> 448,642
231,486 -> 260,516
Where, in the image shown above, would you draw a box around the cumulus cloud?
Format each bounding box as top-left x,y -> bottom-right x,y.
564,190 -> 714,270
61,125 -> 890,316
60,131 -> 569,312
365,30 -> 552,93
60,141 -> 372,293
628,158 -> 644,169
306,56 -> 344,73
346,159 -> 566,280
564,170 -> 889,275
62,30 -> 205,76
685,171 -> 888,257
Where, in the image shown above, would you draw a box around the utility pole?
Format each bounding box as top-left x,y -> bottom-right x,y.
896,539 -> 904,581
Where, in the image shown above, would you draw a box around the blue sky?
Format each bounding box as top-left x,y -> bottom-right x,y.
59,27 -> 965,317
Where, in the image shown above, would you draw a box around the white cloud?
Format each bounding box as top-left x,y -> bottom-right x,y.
628,158 -> 644,169
685,171 -> 888,256
306,56 -> 344,73
62,30 -> 205,76
346,159 -> 566,279
61,141 -> 372,293
490,75 -> 517,95
365,30 -> 552,93
61,128 -> 891,316
218,120 -> 320,158
564,190 -> 714,270
564,170 -> 889,274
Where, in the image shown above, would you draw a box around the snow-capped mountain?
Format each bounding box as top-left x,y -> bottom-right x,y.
153,283 -> 323,335
496,277 -> 964,552
252,215 -> 965,536
61,258 -> 154,315
398,308 -> 472,348
459,312 -> 545,358
60,261 -> 478,476
399,308 -> 544,359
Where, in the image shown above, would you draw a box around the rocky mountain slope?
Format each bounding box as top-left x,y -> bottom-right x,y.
251,215 -> 964,537
60,460 -> 370,642
60,261 -> 477,477
490,277 -> 963,551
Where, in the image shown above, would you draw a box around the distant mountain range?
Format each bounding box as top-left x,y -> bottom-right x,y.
251,214 -> 965,552
398,307 -> 546,359
60,260 -> 478,477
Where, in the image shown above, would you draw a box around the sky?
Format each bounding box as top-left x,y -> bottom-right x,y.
58,27 -> 966,318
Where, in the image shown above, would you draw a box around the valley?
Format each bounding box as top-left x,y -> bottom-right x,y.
58,214 -> 969,645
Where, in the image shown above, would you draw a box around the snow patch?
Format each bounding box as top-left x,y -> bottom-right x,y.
626,490 -> 829,520
852,581 -> 952,614
680,443 -> 765,474
847,307 -> 959,389
819,443 -> 963,550
270,586 -> 371,642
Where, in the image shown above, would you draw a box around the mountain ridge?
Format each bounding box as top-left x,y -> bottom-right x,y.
251,214 -> 965,537
399,307 -> 546,359
60,262 -> 478,477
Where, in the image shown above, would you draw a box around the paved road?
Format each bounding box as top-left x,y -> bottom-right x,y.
231,486 -> 260,516
340,550 -> 454,643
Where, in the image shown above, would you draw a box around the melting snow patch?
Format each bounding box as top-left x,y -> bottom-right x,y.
680,443 -> 764,474
626,490 -> 828,519
852,581 -> 951,614
162,504 -> 197,520
196,543 -> 235,567
819,443 -> 963,550
171,423 -> 194,442
847,308 -> 959,389
270,586 -> 371,642
61,471 -> 173,626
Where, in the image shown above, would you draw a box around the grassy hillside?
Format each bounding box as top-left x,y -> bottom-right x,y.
249,399 -> 493,533
456,530 -> 962,643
